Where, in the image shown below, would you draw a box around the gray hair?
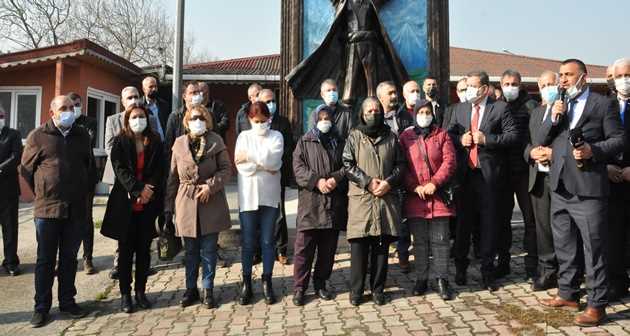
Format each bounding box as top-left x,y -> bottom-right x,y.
538,70 -> 558,84
376,81 -> 396,98
247,83 -> 262,97
361,96 -> 381,113
121,86 -> 139,97
320,79 -> 337,91
259,88 -> 275,98
613,58 -> 630,71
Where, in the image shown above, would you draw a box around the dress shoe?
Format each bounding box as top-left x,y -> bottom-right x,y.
277,254 -> 290,265
315,287 -> 334,300
135,291 -> 152,309
180,288 -> 200,307
83,258 -> 97,275
372,292 -> 387,306
60,303 -> 89,318
494,263 -> 511,279
109,267 -> 119,280
399,259 -> 410,274
454,269 -> 467,286
202,288 -> 215,309
412,279 -> 428,296
261,274 -> 276,304
436,278 -> 453,301
293,291 -> 306,306
540,296 -> 579,311
30,311 -> 50,328
239,275 -> 253,305
481,275 -> 499,292
350,292 -> 363,306
3,264 -> 20,276
531,276 -> 557,292
574,306 -> 607,327
120,294 -> 133,313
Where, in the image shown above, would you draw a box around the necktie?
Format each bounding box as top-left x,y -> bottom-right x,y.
468,104 -> 480,168
567,99 -> 577,128
622,100 -> 628,126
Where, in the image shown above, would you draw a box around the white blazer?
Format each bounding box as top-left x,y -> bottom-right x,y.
235,129 -> 284,212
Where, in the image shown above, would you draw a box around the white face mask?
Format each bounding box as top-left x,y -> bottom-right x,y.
465,86 -> 480,102
191,94 -> 203,106
317,120 -> 333,133
129,117 -> 147,134
615,77 -> 630,96
457,92 -> 468,103
502,86 -> 519,102
406,92 -> 419,106
74,106 -> 82,118
416,114 -> 433,128
251,121 -> 270,135
567,74 -> 585,99
189,119 -> 207,136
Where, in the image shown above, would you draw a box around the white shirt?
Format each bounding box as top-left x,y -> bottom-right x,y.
235,129 -> 284,212
537,105 -> 552,173
568,88 -> 590,130
472,96 -> 488,129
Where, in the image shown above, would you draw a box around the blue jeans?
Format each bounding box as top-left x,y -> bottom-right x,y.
239,206 -> 279,277
34,217 -> 84,313
183,233 -> 219,289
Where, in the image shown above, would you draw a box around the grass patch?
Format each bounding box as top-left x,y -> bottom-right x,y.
93,219 -> 103,229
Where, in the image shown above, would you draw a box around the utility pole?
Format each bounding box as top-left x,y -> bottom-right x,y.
172,0 -> 185,112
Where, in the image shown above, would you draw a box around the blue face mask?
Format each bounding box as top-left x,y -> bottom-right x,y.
267,102 -> 277,115
325,91 -> 339,105
57,111 -> 76,128
540,85 -> 559,104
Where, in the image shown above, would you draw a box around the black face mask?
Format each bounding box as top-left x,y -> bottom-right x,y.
148,91 -> 158,100
363,112 -> 383,127
426,87 -> 438,98
607,78 -> 616,92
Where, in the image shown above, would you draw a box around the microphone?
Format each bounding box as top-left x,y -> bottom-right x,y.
569,128 -> 586,169
552,87 -> 567,123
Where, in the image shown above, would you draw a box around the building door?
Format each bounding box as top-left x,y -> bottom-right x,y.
87,87 -> 119,157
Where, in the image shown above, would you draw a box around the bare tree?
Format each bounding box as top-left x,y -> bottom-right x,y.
0,0 -> 71,49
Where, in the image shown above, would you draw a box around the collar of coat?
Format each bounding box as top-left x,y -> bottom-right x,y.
41,119 -> 86,138
174,132 -> 226,163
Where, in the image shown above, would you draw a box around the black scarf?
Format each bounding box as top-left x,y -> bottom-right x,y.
356,112 -> 388,139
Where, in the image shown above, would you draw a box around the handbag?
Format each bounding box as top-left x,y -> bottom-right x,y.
157,218 -> 182,261
417,136 -> 457,207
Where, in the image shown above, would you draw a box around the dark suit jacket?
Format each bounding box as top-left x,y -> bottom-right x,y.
535,89 -> 624,198
270,114 -> 295,187
205,99 -> 229,141
143,96 -> 170,132
447,97 -> 519,185
0,127 -> 22,200
524,104 -> 549,192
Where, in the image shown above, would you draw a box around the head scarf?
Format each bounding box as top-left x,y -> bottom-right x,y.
355,97 -> 388,139
413,99 -> 436,138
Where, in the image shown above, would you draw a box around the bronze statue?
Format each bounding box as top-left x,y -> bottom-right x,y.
287,0 -> 408,106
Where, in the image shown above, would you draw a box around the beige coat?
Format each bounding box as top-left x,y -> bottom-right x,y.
165,132 -> 232,238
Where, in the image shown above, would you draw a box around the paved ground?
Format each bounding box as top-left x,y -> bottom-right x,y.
3,186 -> 630,335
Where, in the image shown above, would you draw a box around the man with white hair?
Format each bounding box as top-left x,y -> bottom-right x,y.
141,76 -> 168,140
606,57 -> 630,300
102,86 -> 159,279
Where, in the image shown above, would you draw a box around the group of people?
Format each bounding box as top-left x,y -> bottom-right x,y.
1,56 -> 629,328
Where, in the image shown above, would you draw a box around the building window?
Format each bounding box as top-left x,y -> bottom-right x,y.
87,87 -> 119,156
0,87 -> 42,140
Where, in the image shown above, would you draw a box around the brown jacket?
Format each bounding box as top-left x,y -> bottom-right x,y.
165,132 -> 232,238
19,119 -> 92,220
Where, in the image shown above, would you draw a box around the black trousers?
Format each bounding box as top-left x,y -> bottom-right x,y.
275,187 -> 289,256
454,170 -> 498,276
608,183 -> 630,291
497,171 -> 538,276
531,172 -> 557,279
552,182 -> 608,308
0,197 -> 19,267
118,211 -> 153,295
349,235 -> 395,297
81,191 -> 95,260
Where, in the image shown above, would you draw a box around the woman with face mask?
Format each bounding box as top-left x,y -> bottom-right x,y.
234,102 -> 284,305
101,105 -> 165,314
399,100 -> 457,300
164,105 -> 232,309
291,105 -> 348,306
342,97 -> 406,306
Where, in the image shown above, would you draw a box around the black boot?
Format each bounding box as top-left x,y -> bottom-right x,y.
261,274 -> 276,304
202,288 -> 215,309
121,293 -> 133,313
314,280 -> 334,300
293,290 -> 305,306
412,279 -> 428,296
436,278 -> 453,300
180,288 -> 200,307
135,291 -> 152,309
239,275 -> 253,305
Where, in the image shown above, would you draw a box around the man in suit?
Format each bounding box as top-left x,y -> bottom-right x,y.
67,92 -> 99,275
198,82 -> 229,141
422,76 -> 445,126
606,58 -> 630,301
256,88 -> 295,265
142,76 -> 168,141
537,59 -> 624,327
448,71 -> 518,291
0,109 -> 22,276
103,86 -> 159,279
496,70 -> 539,281
235,83 -> 262,136
526,71 -> 559,291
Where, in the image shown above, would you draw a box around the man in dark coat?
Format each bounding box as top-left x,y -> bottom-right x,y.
307,79 -> 355,139
142,76 -> 168,141
287,0 -> 408,105
235,83 -> 262,136
0,110 -> 22,276
199,82 -> 229,141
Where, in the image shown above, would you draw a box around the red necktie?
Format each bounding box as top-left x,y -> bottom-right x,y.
468,104 -> 480,168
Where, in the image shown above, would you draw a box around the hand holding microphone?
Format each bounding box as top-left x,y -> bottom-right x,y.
551,87 -> 567,123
